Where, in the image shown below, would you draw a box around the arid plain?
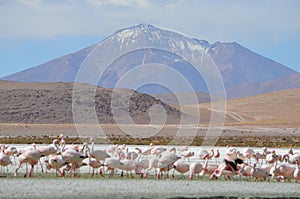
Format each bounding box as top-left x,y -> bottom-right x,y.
0,81 -> 299,147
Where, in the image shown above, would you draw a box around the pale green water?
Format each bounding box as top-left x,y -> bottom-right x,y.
0,178 -> 299,199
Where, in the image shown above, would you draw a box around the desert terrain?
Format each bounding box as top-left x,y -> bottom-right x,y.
0,81 -> 299,147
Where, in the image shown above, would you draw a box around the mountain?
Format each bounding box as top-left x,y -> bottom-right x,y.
2,23 -> 299,99
226,73 -> 300,98
0,80 -> 181,124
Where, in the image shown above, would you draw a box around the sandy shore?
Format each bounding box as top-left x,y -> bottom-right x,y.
0,123 -> 299,147
0,123 -> 299,137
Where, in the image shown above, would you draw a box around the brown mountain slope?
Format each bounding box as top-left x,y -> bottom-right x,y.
183,88 -> 300,126
0,81 -> 181,124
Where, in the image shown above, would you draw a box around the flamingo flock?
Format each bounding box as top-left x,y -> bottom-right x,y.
1,136 -> 300,182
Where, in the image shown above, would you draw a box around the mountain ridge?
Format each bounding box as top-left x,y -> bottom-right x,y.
2,23 -> 299,99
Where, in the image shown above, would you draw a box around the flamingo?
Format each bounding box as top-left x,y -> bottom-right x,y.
119,159 -> 137,178
88,138 -> 110,161
225,146 -> 238,158
0,145 -> 12,173
265,153 -> 277,164
189,162 -> 203,180
179,145 -> 189,153
210,157 -> 243,180
285,153 -> 300,164
214,148 -> 220,163
4,145 -> 18,163
38,139 -> 60,156
38,139 -> 60,172
63,161 -> 88,177
44,155 -> 67,177
242,148 -> 255,163
249,163 -> 271,181
252,151 -> 265,165
198,150 -> 210,160
103,157 -> 123,177
124,148 -> 138,160
88,156 -> 101,178
105,144 -> 119,156
157,153 -> 180,179
181,150 -> 194,161
199,155 -> 218,177
151,146 -> 167,157
145,157 -> 159,177
236,151 -> 246,162
293,160 -> 300,181
262,147 -> 272,156
135,158 -> 149,178
60,142 -> 87,177
270,155 -> 294,182
135,147 -> 152,156
14,149 -> 42,177
173,160 -> 190,179
238,162 -> 252,180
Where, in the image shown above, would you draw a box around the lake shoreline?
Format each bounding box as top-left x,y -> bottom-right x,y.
0,123 -> 299,147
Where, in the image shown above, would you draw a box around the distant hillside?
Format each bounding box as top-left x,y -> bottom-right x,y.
0,81 -> 182,124
152,92 -> 213,105
184,88 -> 300,125
226,73 -> 300,98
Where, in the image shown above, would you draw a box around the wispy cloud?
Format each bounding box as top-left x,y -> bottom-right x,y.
0,0 -> 299,45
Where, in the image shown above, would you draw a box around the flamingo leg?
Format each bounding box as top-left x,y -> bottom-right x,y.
29,165 -> 35,177
91,168 -> 95,178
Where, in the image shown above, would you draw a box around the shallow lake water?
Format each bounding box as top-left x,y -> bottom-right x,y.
1,178 -> 300,199
1,145 -> 300,198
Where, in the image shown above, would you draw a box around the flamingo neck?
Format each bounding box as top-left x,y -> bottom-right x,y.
91,140 -> 95,153
203,157 -> 209,168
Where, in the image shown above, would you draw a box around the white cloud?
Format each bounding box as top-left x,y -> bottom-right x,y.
0,0 -> 299,45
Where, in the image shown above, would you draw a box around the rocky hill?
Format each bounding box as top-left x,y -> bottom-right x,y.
0,81 -> 181,124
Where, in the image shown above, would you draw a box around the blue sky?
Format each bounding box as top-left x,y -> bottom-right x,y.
0,0 -> 300,78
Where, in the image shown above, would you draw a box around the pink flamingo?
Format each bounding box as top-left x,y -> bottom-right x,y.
145,157 -> 159,177
135,158 -> 149,178
151,146 -> 167,157
173,160 -> 190,179
248,163 -> 271,181
88,138 -> 110,161
135,147 -> 152,156
293,160 -> 300,181
238,162 -> 252,180
0,145 -> 12,173
242,147 -> 255,163
210,157 -> 243,180
199,155 -> 218,177
180,150 -> 194,162
60,142 -> 87,177
157,153 -> 180,179
214,148 -> 220,163
88,156 -> 101,177
270,155 -> 294,182
124,148 -> 138,160
44,155 -> 67,177
38,139 -> 59,156
252,151 -> 265,165
14,149 -> 42,177
285,153 -> 300,164
119,159 -> 137,178
189,162 -> 203,180
103,157 -> 123,177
